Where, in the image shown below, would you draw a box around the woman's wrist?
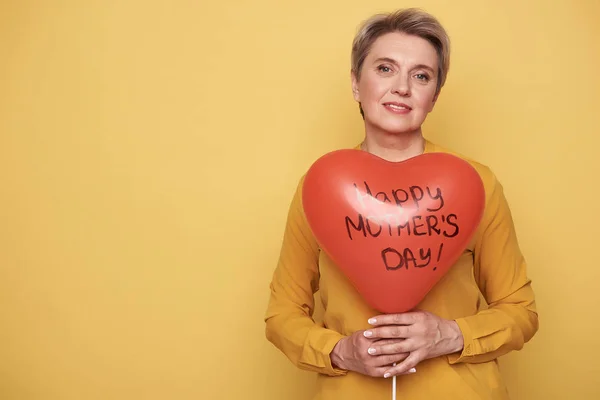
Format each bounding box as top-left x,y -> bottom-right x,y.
330,337 -> 348,369
444,320 -> 464,354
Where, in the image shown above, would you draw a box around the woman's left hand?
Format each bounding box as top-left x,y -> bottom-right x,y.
364,310 -> 464,378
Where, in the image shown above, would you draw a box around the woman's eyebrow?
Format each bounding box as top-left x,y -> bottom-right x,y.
373,57 -> 399,66
412,64 -> 435,73
373,57 -> 435,73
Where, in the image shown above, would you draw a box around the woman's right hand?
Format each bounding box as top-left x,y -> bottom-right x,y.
330,330 -> 413,377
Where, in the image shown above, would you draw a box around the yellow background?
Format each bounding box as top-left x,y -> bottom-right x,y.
1,1 -> 598,399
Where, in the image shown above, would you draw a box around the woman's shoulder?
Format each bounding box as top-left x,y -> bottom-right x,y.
425,139 -> 503,211
426,139 -> 499,188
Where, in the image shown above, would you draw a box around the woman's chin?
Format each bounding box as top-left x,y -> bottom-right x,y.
369,123 -> 420,136
364,116 -> 420,135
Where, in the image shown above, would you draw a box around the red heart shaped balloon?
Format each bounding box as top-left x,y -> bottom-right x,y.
302,149 -> 485,313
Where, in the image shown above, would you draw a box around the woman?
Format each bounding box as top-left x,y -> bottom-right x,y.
264,8 -> 538,399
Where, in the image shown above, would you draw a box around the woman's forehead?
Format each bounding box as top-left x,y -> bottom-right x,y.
367,32 -> 438,67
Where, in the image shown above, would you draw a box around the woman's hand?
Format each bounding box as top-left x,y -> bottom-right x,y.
364,310 -> 464,378
330,330 -> 411,377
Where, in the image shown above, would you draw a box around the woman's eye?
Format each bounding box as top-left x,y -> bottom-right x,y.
377,65 -> 392,73
415,73 -> 430,81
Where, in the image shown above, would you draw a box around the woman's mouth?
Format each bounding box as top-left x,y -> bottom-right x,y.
383,102 -> 412,114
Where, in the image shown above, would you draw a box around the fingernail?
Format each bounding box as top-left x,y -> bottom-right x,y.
367,347 -> 376,355
363,331 -> 372,337
408,368 -> 417,373
384,373 -> 391,378
368,318 -> 377,324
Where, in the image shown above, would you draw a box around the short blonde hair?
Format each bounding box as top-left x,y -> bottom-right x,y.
351,8 -> 451,94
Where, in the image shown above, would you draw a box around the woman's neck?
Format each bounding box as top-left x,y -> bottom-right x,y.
360,130 -> 425,162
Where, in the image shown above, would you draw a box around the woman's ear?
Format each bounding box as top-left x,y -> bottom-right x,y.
428,90 -> 440,112
351,71 -> 360,102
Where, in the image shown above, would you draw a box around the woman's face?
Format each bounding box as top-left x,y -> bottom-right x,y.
352,32 -> 440,136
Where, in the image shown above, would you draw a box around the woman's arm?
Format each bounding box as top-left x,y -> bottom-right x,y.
264,178 -> 347,376
448,173 -> 539,364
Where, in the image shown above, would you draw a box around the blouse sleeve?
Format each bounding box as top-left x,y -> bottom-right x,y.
264,178 -> 347,376
448,173 -> 539,364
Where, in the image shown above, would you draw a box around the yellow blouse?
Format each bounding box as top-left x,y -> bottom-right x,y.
264,139 -> 538,400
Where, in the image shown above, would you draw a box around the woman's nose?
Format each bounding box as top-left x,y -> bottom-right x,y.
392,76 -> 411,96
